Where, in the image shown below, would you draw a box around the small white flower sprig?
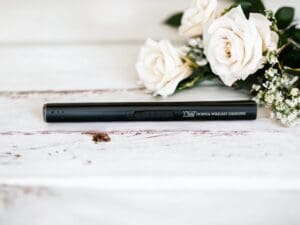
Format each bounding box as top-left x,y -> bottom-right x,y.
252,49 -> 300,126
136,0 -> 299,126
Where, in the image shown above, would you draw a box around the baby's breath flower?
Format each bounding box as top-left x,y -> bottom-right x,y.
184,38 -> 207,67
275,91 -> 284,102
286,99 -> 297,108
265,93 -> 275,105
188,39 -> 199,47
265,67 -> 278,78
291,88 -> 299,97
265,10 -> 279,33
196,59 -> 208,66
252,84 -> 261,92
266,50 -> 279,65
252,65 -> 300,126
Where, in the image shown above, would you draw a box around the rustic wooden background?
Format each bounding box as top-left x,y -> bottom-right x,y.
0,0 -> 299,224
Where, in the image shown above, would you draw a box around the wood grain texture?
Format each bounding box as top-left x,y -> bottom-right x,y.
0,0 -> 298,43
0,44 -> 142,91
1,186 -> 300,225
0,89 -> 299,181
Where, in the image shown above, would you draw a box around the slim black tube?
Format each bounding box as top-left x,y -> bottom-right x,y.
43,101 -> 257,123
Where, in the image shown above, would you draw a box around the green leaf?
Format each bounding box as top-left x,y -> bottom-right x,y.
164,12 -> 183,28
234,0 -> 265,17
177,66 -> 215,91
279,25 -> 296,46
293,29 -> 300,43
222,3 -> 238,16
177,74 -> 205,91
284,67 -> 300,76
279,25 -> 300,47
279,43 -> 300,69
234,69 -> 265,91
275,7 -> 295,29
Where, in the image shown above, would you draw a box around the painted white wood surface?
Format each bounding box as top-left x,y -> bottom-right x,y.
0,0 -> 297,42
0,0 -> 300,225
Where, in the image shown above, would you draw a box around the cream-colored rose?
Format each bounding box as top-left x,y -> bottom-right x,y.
203,6 -> 278,86
179,0 -> 218,38
249,13 -> 279,51
136,39 -> 192,97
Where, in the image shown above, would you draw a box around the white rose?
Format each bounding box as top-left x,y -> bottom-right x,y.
179,0 -> 218,38
136,39 -> 192,97
249,13 -> 279,51
204,6 -> 279,86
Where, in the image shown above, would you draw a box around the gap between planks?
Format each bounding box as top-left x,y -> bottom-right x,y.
0,88 -> 146,98
0,129 -> 251,136
2,176 -> 300,191
0,39 -> 184,47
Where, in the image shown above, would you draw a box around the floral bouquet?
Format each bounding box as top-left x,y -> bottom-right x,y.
136,0 -> 299,126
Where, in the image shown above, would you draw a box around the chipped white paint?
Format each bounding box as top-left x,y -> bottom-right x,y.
0,0 -> 300,225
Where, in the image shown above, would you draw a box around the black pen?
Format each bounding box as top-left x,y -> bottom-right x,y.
43,101 -> 257,123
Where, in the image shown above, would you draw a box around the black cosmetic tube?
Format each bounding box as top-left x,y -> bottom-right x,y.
43,101 -> 257,123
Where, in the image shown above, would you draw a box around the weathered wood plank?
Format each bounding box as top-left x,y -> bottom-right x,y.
0,127 -> 299,179
0,0 -> 298,42
2,127 -> 300,187
0,17 -> 298,192
0,85 -> 273,131
0,44 -> 141,91
0,0 -> 185,42
1,185 -> 300,225
0,44 -> 225,91
0,89 -> 299,182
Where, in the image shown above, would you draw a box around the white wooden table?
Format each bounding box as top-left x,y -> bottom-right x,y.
0,1 -> 299,224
